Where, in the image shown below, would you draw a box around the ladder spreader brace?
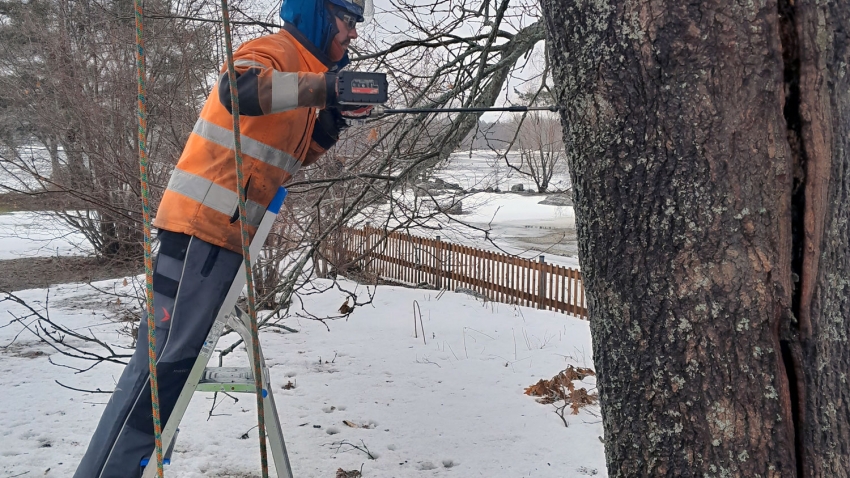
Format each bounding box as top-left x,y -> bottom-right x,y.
141,186 -> 293,478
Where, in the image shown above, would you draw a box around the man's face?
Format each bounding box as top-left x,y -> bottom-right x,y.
333,15 -> 358,51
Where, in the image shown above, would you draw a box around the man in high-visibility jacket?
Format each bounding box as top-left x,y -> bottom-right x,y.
75,0 -> 371,475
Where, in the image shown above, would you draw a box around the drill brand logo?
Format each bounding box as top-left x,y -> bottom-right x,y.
350,78 -> 380,95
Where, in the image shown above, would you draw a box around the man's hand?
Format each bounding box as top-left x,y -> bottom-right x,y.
339,104 -> 373,119
312,104 -> 374,152
312,107 -> 347,150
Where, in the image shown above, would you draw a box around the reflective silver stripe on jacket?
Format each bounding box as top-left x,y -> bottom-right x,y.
166,169 -> 266,227
270,71 -> 300,113
192,118 -> 301,176
234,59 -> 266,69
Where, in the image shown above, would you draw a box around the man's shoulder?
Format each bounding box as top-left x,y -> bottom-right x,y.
237,29 -> 328,72
239,30 -> 298,52
236,31 -> 304,67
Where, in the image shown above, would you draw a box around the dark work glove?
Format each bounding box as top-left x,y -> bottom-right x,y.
339,104 -> 374,120
324,73 -> 338,107
312,107 -> 347,151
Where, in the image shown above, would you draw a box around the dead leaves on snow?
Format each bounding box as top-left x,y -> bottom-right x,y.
525,365 -> 598,414
336,468 -> 362,478
342,419 -> 375,429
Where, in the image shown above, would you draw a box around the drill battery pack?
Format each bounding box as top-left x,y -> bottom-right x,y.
337,71 -> 388,105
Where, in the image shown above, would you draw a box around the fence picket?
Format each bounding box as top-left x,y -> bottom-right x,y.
548,263 -> 554,311
580,276 -> 586,319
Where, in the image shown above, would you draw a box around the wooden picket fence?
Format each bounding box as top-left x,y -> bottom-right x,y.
318,225 -> 587,319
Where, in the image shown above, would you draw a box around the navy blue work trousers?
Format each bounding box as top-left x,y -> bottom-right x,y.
75,231 -> 242,478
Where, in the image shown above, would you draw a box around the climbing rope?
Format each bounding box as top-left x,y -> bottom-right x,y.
133,0 -> 164,476
133,1 -> 269,475
219,0 -> 271,476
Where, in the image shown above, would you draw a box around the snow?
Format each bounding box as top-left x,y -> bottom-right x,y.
0,278 -> 606,477
0,211 -> 92,259
435,151 -> 571,194
0,145 -> 54,190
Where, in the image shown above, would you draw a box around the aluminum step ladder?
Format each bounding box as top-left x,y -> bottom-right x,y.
141,186 -> 293,478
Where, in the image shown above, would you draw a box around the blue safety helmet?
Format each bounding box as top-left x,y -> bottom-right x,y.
279,0 -> 371,58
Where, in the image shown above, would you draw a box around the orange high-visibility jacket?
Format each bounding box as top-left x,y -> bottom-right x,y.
154,28 -> 331,253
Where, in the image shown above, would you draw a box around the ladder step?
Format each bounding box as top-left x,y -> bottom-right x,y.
197,367 -> 268,395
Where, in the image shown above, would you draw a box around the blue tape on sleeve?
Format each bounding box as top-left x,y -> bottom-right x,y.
267,187 -> 288,214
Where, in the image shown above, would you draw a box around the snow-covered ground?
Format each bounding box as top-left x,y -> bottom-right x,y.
0,278 -> 605,477
0,211 -> 92,259
443,192 -> 578,265
0,147 -> 598,476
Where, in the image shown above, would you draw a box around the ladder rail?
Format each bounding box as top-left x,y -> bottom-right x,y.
234,306 -> 293,475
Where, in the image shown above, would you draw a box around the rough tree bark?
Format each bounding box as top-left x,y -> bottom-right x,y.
539,0 -> 849,476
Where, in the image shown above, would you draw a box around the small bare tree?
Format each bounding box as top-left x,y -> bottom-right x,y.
507,110 -> 566,193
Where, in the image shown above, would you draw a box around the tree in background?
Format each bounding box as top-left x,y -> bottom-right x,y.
541,0 -> 849,475
0,0 -> 229,259
507,109 -> 566,192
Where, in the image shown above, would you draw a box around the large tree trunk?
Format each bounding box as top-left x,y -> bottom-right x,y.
540,0 -> 849,476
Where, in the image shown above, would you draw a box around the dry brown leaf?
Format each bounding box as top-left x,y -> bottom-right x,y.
525,366 -> 598,412
338,298 -> 352,315
336,468 -> 362,478
569,387 -> 598,415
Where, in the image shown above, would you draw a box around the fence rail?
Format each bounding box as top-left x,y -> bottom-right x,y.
319,226 -> 587,319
